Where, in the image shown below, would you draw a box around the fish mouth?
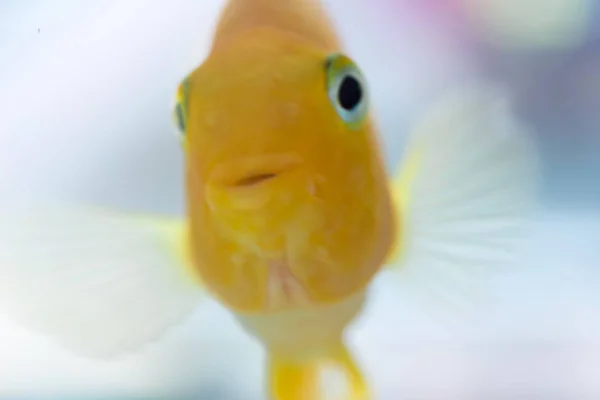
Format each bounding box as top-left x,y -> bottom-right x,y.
209,153 -> 304,189
233,172 -> 279,188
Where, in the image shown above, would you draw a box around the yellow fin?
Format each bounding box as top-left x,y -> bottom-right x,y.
268,354 -> 320,400
385,146 -> 422,265
0,206 -> 204,359
267,341 -> 370,400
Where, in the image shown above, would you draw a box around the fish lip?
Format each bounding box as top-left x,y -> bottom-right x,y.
209,153 -> 304,189
233,172 -> 280,187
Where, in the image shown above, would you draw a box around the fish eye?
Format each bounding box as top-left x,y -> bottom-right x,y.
325,54 -> 369,129
172,78 -> 190,141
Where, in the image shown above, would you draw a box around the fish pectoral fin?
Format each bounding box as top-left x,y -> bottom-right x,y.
0,206 -> 204,359
386,83 -> 539,314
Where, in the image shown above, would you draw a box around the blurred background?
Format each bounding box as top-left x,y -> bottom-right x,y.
0,0 -> 598,399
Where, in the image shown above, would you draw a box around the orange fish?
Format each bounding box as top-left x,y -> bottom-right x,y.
0,0 -> 537,399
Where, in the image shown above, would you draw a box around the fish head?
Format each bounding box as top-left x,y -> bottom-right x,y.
173,28 -> 395,310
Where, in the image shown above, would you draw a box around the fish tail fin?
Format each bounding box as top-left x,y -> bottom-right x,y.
267,341 -> 370,400
0,205 -> 205,358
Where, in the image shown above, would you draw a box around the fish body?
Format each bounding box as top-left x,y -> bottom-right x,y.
180,2 -> 395,396
184,33 -> 395,313
184,1 -> 394,314
0,0 -> 538,399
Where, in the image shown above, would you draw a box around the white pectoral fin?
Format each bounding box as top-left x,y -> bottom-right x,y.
387,83 -> 539,312
0,207 -> 204,358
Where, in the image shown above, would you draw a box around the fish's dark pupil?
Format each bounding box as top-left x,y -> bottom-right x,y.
337,75 -> 362,111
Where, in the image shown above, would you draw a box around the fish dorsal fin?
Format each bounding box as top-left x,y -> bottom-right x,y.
212,0 -> 342,51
